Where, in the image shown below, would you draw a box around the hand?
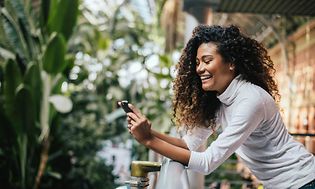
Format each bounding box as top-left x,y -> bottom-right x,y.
125,104 -> 153,145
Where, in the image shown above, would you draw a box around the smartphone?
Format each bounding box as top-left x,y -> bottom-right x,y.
121,100 -> 132,113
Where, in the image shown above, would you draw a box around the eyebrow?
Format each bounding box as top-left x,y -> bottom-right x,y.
196,55 -> 213,60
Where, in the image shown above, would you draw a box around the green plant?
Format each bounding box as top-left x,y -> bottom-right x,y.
0,0 -> 78,188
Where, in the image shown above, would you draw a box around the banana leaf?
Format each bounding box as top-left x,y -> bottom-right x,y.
40,0 -> 51,27
47,0 -> 79,40
0,8 -> 29,61
14,85 -> 35,134
24,63 -> 42,121
42,33 -> 66,75
3,59 -> 22,124
8,0 -> 38,61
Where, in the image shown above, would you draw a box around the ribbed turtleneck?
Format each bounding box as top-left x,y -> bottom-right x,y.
184,73 -> 315,188
217,75 -> 243,106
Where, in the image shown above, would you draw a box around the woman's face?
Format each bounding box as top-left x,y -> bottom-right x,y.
196,42 -> 235,94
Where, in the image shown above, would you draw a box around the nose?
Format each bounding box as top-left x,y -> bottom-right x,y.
196,62 -> 205,74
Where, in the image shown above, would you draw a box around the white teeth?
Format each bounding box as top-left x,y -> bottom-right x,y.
200,75 -> 212,80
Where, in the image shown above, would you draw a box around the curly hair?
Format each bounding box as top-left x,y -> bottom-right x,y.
172,25 -> 279,130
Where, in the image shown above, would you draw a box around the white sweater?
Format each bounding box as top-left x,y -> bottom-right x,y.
183,75 -> 315,189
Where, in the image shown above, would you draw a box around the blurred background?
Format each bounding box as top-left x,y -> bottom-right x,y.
0,0 -> 314,188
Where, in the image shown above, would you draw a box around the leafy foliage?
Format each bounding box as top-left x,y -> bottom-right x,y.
41,91 -> 121,189
0,0 -> 80,188
72,0 -> 177,163
1,0 -> 177,188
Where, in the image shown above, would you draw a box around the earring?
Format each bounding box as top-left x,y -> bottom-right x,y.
229,66 -> 234,71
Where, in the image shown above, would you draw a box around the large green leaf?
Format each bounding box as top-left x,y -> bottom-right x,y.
0,8 -> 29,60
46,0 -> 58,28
0,104 -> 12,138
42,33 -> 66,75
9,0 -> 37,59
14,85 -> 35,133
40,0 -> 51,27
24,63 -> 42,121
47,0 -> 79,40
3,59 -> 22,119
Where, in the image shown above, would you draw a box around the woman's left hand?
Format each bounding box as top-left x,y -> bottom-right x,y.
126,104 -> 153,145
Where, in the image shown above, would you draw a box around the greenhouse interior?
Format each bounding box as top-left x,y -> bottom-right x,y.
1,0 -> 315,189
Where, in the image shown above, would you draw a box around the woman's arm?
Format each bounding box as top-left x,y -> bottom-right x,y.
150,129 -> 189,149
144,135 -> 190,166
126,104 -> 190,165
125,104 -> 189,149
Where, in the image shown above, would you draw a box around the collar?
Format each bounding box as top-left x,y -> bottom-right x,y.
217,75 -> 243,105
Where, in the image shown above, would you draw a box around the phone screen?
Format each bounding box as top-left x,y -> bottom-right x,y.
121,100 -> 132,113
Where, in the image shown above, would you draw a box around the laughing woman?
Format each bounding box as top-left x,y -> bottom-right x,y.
121,25 -> 315,189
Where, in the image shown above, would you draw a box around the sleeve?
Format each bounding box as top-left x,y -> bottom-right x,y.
188,97 -> 266,174
182,126 -> 213,151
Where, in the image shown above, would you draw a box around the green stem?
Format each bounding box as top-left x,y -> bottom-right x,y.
39,72 -> 51,141
35,71 -> 52,189
18,134 -> 27,189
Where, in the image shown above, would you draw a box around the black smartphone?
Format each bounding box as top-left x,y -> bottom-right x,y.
121,100 -> 132,113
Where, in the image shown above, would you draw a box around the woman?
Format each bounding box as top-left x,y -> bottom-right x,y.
120,25 -> 315,188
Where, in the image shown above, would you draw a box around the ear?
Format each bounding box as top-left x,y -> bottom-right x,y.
229,63 -> 235,71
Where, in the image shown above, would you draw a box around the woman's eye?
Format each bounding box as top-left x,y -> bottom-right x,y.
204,59 -> 211,63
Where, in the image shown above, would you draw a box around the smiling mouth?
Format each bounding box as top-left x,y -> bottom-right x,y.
200,75 -> 213,81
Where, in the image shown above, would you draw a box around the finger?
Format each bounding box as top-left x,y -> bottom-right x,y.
127,112 -> 140,121
127,116 -> 132,123
130,120 -> 137,126
128,104 -> 143,118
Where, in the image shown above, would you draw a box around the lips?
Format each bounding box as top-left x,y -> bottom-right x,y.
200,75 -> 213,81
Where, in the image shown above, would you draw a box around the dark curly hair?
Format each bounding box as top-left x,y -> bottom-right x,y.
172,25 -> 279,130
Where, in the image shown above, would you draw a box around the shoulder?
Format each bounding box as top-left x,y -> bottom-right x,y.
237,80 -> 278,115
238,81 -> 272,102
234,81 -> 276,113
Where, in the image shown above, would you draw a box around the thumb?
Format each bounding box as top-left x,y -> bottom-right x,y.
128,103 -> 143,117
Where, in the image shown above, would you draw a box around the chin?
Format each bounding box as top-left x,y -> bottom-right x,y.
202,86 -> 215,91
